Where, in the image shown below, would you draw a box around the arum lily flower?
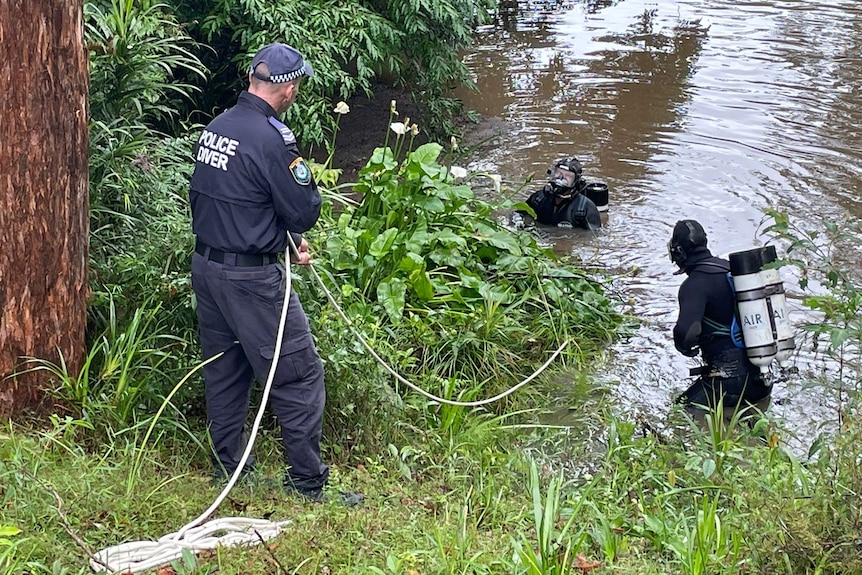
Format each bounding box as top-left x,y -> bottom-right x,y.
390,122 -> 406,135
333,101 -> 350,114
449,166 -> 468,179
489,174 -> 502,193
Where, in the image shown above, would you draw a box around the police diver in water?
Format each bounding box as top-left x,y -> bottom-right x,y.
669,220 -> 772,410
522,157 -> 603,232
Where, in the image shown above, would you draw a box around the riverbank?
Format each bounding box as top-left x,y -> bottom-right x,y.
4,85 -> 862,575
313,81 -> 507,182
3,394 -> 861,573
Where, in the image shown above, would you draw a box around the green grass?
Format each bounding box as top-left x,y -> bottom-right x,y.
3,379 -> 862,575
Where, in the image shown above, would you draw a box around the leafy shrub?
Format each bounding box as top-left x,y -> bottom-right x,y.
302,126 -> 622,448
21,297 -> 188,432
88,133 -> 197,337
86,0 -> 204,336
762,210 -> 862,408
86,0 -> 206,127
175,0 -> 495,142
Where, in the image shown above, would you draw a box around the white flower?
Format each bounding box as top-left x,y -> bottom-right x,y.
333,101 -> 350,114
390,100 -> 398,115
411,124 -> 419,136
489,174 -> 502,193
450,136 -> 458,151
449,166 -> 468,179
390,122 -> 406,135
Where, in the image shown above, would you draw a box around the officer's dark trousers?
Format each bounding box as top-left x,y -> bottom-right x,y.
192,253 -> 329,491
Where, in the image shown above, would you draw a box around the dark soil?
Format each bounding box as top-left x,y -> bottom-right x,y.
310,82 -> 507,182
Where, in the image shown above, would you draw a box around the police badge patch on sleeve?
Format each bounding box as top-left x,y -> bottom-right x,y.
289,157 -> 312,185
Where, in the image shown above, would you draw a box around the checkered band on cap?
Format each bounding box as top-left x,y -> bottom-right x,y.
267,65 -> 310,83
249,42 -> 314,84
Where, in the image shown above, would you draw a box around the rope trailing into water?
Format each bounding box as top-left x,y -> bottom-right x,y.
290,233 -> 570,407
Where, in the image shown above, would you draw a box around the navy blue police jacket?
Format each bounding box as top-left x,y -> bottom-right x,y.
189,91 -> 321,254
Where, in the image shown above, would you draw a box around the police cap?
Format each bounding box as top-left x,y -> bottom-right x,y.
250,43 -> 314,84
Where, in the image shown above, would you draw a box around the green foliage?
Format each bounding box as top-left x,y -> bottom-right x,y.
20,298 -> 186,432
0,525 -> 24,575
315,131 -> 621,391
660,493 -> 742,575
359,0 -> 498,137
174,0 -> 494,142
85,0 -> 202,359
5,396 -> 862,573
88,132 -> 198,336
763,211 -> 862,342
762,210 -> 862,406
184,0 -> 402,144
86,0 -> 206,126
511,460 -> 588,574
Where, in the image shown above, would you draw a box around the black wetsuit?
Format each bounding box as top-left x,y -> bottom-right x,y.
673,248 -> 771,408
525,184 -> 602,231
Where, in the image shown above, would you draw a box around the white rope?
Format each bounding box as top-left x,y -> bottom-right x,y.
91,234 -> 568,572
91,245 -> 297,573
286,234 -> 570,407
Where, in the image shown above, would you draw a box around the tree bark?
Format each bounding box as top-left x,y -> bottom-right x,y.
0,0 -> 89,415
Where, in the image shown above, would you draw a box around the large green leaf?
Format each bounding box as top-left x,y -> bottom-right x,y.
0,525 -> 21,538
369,228 -> 399,258
399,253 -> 425,273
430,247 -> 466,268
377,277 -> 407,322
484,231 -> 522,255
407,230 -> 431,252
409,269 -> 435,301
414,196 -> 445,213
432,228 -> 467,247
435,184 -> 474,202
408,142 -> 443,167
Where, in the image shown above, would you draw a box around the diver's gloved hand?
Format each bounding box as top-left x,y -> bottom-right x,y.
681,346 -> 700,357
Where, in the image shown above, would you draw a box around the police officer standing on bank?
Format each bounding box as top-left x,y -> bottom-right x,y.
523,157 -> 602,232
189,43 -> 356,504
668,220 -> 772,411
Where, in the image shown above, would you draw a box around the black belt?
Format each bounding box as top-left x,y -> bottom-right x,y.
195,241 -> 279,266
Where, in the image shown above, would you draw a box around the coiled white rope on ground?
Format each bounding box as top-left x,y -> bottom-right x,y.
91,247 -> 297,573
91,235 -> 567,572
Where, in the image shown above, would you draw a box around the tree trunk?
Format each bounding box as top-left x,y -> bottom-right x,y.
0,0 -> 89,415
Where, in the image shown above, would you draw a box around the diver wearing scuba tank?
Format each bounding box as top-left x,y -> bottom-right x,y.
668,219 -> 772,409
523,157 -> 602,231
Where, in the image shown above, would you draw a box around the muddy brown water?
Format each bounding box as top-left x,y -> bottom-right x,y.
455,0 -> 862,449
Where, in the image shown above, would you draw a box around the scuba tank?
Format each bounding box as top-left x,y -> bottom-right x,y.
760,245 -> 796,367
584,182 -> 609,212
728,248 -> 778,373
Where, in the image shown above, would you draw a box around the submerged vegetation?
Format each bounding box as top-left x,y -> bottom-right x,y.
3,0 -> 862,574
